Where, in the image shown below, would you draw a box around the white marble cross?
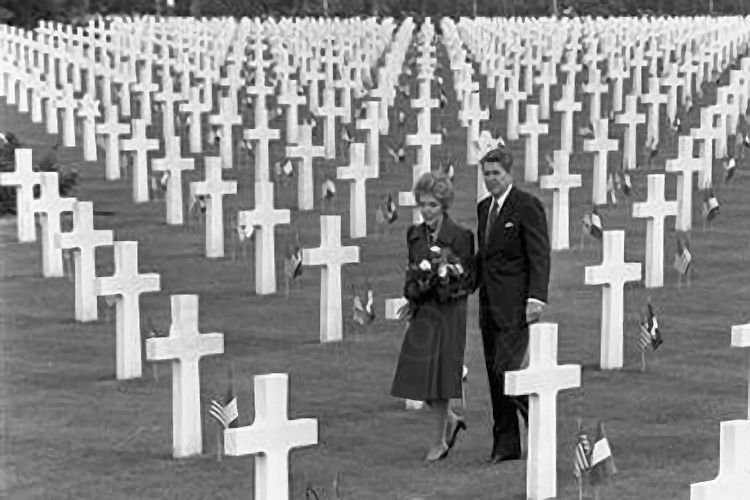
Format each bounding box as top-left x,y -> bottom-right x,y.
120,119 -> 160,203
731,323 -> 750,419
552,86 -> 581,153
584,230 -> 642,370
505,323 -> 581,500
224,373 -> 318,500
179,85 -> 211,154
238,181 -> 290,295
55,201 -> 114,322
504,75 -> 527,141
94,241 -> 160,380
190,157 -> 237,258
632,174 -> 678,288
131,59 -> 158,125
151,137 -> 195,225
59,82 -> 79,148
539,150 -> 581,251
208,95 -> 242,170
77,93 -> 101,162
32,172 -> 76,278
641,77 -> 668,148
665,136 -> 703,232
154,76 -> 185,142
518,104 -> 549,183
145,294 -> 224,458
583,67 -> 608,126
534,60 -> 557,120
583,119 -> 618,205
277,79 -> 306,144
96,105 -> 131,181
243,110 -> 281,183
336,143 -> 377,239
615,95 -> 646,171
463,91 -> 489,165
691,108 -> 722,188
0,149 -> 41,242
302,216 -> 360,343
356,100 -> 381,175
286,124 -> 325,211
690,421 -> 750,500
319,87 -> 346,159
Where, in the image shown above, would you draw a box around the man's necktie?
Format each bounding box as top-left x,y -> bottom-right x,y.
485,198 -> 498,244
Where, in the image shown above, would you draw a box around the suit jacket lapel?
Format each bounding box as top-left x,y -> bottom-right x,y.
487,187 -> 516,248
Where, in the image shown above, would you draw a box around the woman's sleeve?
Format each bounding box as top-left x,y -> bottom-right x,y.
403,226 -> 418,301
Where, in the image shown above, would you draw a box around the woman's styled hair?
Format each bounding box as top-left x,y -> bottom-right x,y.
413,171 -> 455,211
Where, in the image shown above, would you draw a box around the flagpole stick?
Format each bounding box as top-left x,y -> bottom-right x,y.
216,425 -> 222,463
640,349 -> 647,373
578,476 -> 583,500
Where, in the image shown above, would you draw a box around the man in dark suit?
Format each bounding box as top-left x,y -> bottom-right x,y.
473,146 -> 551,463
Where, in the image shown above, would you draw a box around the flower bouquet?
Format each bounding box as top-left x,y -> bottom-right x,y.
400,244 -> 473,317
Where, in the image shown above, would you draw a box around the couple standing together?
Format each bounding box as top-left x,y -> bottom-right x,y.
391,146 -> 551,462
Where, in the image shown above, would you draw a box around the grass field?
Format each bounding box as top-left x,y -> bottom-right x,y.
3,35 -> 750,499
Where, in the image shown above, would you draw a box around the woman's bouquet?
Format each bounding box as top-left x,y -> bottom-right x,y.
401,245 -> 473,316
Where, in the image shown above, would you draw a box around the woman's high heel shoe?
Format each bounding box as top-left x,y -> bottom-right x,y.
447,418 -> 467,449
425,441 -> 450,462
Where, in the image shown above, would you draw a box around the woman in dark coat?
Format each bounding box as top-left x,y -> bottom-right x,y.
391,171 -> 475,461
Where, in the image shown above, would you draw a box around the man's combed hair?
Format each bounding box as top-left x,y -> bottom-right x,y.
480,147 -> 513,171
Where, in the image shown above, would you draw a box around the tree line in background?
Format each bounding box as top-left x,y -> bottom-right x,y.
0,0 -> 747,33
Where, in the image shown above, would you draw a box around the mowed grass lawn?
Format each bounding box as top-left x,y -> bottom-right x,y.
3,37 -> 750,499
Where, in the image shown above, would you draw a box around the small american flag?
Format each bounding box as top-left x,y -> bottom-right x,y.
285,246 -> 303,281
637,303 -> 663,351
674,243 -> 691,275
573,426 -> 591,479
582,210 -> 603,240
702,186 -> 720,221
353,289 -> 375,325
607,173 -> 617,205
321,179 -> 336,200
209,389 -> 239,429
724,157 -> 737,183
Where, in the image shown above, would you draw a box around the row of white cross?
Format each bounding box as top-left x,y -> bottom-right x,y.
3,13 -> 750,499
0,15 -> 426,500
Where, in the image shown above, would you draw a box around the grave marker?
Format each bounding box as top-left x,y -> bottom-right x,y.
54,201 -> 114,322
191,157 -> 237,258
146,295 -> 224,458
302,216 -> 360,343
505,323 -> 581,500
286,124 -> 325,211
237,181 -> 290,295
539,150 -> 581,251
584,230 -> 642,370
120,119 -> 160,203
94,241 -> 161,380
151,137 -> 195,225
583,119 -> 618,205
518,104 -> 549,183
33,172 -> 76,278
224,373 -> 318,500
0,149 -> 41,242
631,175 -> 678,288
689,421 -> 750,500
336,143 -> 376,239
665,136 -> 703,232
